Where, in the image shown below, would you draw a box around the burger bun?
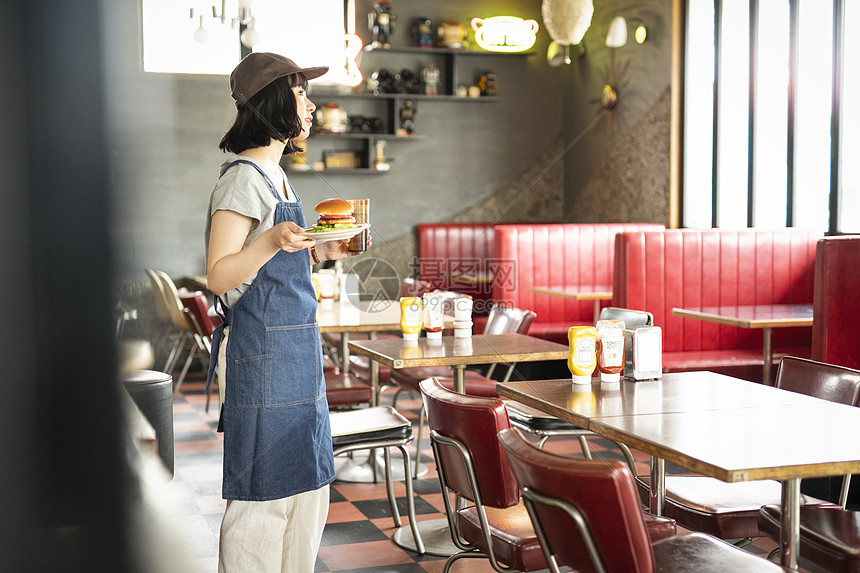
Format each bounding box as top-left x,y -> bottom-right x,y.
315,198 -> 354,216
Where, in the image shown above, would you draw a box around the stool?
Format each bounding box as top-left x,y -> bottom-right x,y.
329,406 -> 425,554
121,370 -> 174,478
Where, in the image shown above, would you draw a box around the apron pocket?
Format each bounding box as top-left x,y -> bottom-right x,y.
233,354 -> 266,407
264,323 -> 324,406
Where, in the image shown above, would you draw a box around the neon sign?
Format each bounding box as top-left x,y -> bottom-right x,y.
471,16 -> 539,53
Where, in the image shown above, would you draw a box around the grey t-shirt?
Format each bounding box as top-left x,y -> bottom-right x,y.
204,156 -> 298,307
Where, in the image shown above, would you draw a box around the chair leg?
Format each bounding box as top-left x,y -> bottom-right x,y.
383,448 -> 402,526
396,444 -> 425,555
164,332 -> 187,373
414,405 -> 425,479
174,343 -> 195,392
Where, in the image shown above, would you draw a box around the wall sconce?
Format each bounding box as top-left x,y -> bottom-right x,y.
189,0 -> 260,48
602,16 -> 630,109
541,0 -> 594,66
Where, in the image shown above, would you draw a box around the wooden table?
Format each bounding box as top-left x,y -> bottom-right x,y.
672,304 -> 814,383
317,298 -> 402,376
497,372 -> 860,570
531,285 -> 613,323
317,298 -> 455,381
348,333 -> 569,394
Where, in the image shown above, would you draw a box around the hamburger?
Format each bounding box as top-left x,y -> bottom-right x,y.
313,198 -> 356,232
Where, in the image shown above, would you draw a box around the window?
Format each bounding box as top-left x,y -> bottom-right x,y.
682,0 -> 856,234
141,0 -> 351,84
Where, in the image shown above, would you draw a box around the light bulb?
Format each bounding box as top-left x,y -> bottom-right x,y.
605,16 -> 628,48
194,16 -> 208,43
237,0 -> 254,9
241,26 -> 261,47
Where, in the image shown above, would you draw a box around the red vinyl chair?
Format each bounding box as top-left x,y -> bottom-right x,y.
635,356 -> 860,542
758,503 -> 860,572
498,427 -> 795,573
419,378 -> 676,573
755,362 -> 860,572
179,290 -> 220,411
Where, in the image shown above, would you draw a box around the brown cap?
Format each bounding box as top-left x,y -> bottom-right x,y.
229,52 -> 329,108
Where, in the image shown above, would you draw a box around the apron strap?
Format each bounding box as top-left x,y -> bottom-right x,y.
204,295 -> 228,394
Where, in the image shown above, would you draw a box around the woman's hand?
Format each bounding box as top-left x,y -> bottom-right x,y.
269,220 -> 315,252
316,233 -> 372,261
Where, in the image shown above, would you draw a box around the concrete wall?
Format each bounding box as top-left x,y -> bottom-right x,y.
106,0 -> 674,345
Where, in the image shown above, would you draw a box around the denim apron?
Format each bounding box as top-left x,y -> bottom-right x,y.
206,159 -> 334,501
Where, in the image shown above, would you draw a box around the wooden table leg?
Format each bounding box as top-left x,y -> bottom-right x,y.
370,360 -> 379,407
780,478 -> 801,570
452,365 -> 466,394
762,327 -> 774,384
340,331 -> 351,373
649,456 -> 665,516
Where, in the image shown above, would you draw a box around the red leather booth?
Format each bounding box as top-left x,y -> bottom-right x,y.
417,223 -> 497,318
491,223 -> 665,344
812,235 -> 860,370
613,229 -> 821,382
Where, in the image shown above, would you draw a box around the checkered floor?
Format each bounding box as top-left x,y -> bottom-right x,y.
160,370 -> 816,573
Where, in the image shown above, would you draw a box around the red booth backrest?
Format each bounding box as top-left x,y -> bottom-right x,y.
613,229 -> 820,353
492,224 -> 665,334
418,222 -> 496,291
812,236 -> 860,369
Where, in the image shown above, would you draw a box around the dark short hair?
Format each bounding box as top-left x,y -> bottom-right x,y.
219,72 -> 309,155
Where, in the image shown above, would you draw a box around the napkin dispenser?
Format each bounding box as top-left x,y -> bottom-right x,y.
624,326 -> 662,380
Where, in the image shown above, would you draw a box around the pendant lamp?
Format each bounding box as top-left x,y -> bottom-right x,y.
542,0 -> 594,63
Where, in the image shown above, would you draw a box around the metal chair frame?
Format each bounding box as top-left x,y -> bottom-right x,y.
330,406 -> 426,554
520,486 -> 607,573
430,429 -> 520,573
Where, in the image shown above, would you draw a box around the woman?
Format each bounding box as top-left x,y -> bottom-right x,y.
204,52 -> 359,572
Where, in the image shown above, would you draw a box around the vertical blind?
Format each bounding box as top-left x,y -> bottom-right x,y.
682,0 -> 857,234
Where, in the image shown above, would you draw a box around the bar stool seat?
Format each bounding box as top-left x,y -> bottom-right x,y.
329,406 -> 425,554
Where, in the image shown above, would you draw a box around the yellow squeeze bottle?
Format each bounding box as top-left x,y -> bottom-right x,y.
399,297 -> 423,341
568,326 -> 598,385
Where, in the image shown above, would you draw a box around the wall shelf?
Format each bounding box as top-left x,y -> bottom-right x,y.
292,45 -> 533,174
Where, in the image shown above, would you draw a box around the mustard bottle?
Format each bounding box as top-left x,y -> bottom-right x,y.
568,326 -> 597,385
400,296 -> 423,341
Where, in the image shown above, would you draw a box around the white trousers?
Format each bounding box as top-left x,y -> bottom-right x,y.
218,485 -> 330,573
216,325 -> 330,572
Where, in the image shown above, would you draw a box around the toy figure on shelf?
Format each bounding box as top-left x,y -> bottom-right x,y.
373,140 -> 391,171
398,99 -> 416,135
412,17 -> 433,48
397,68 -> 422,94
478,68 -> 498,96
421,62 -> 441,96
371,68 -> 398,94
314,101 -> 348,133
369,1 -> 395,48
436,20 -> 467,49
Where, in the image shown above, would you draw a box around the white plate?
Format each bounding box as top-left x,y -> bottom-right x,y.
298,223 -> 370,244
